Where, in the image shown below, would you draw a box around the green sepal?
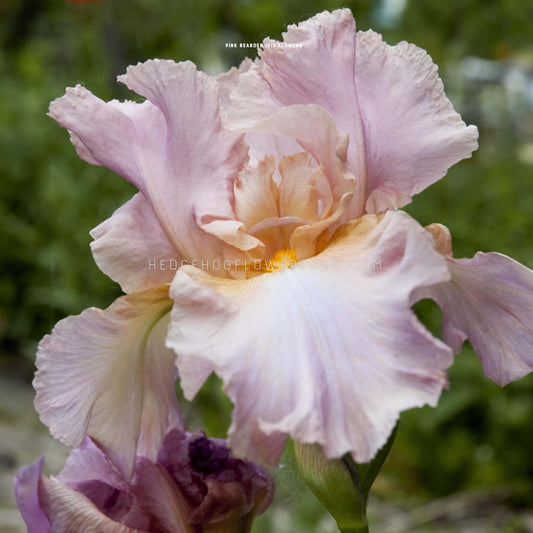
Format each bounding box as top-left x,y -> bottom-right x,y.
294,424 -> 398,533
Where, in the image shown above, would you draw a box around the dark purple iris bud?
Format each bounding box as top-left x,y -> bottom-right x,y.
188,433 -> 229,474
15,429 -> 274,532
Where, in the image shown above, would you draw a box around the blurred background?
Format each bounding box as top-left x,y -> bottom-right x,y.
0,0 -> 532,531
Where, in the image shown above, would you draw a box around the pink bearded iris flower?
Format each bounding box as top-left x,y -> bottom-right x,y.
37,8 -> 533,474
14,425 -> 274,533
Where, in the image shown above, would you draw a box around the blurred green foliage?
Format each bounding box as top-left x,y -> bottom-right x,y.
1,0 -> 532,529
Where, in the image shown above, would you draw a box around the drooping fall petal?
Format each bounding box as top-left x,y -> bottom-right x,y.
167,211 -> 453,466
34,287 -> 181,478
417,252 -> 533,386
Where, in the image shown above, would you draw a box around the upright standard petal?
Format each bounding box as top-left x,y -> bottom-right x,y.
34,287 -> 181,478
216,58 -> 252,113
228,9 -> 478,215
230,9 -> 367,215
118,60 -> 252,263
354,30 -> 478,213
418,252 -> 533,386
50,61 -> 252,268
167,211 -> 453,466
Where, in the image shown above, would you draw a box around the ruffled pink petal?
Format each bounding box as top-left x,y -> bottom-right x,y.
229,10 -> 363,155
90,193 -> 179,293
241,105 -> 357,259
417,252 -> 533,385
229,10 -> 366,213
34,287 -> 182,479
216,58 -> 253,112
354,30 -> 479,213
50,61 -> 252,266
14,458 -> 50,533
232,105 -> 357,260
117,60 -> 251,262
228,9 -> 478,215
252,105 -> 354,202
278,152 -> 322,221
49,89 -> 164,193
167,211 -> 453,466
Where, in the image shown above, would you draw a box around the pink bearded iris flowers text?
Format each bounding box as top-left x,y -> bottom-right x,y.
37,8 -> 533,478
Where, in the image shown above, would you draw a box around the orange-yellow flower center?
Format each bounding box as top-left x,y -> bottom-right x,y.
262,249 -> 299,272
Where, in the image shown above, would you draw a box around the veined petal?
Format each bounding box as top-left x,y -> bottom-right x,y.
90,193 -> 179,293
34,287 -> 181,479
417,252 -> 533,386
40,477 -> 147,533
355,30 -> 479,213
14,458 -> 50,533
167,211 -> 452,466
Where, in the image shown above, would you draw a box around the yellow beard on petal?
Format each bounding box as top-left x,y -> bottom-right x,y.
262,248 -> 299,272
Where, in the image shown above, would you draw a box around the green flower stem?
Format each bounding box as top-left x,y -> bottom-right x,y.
341,527 -> 369,533
294,424 -> 398,533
